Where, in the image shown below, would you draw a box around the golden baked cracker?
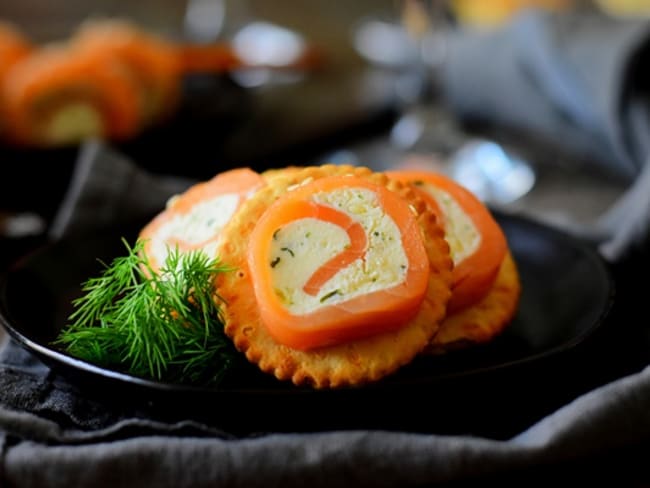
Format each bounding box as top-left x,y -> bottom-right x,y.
260,165 -> 305,182
215,164 -> 453,389
425,251 -> 521,354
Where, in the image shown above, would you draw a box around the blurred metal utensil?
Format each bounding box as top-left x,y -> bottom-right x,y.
229,21 -> 314,87
448,139 -> 536,205
183,0 -> 321,87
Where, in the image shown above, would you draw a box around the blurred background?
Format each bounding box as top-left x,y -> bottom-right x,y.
1,0 -> 649,266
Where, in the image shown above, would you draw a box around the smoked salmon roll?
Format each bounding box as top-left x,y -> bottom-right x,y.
427,250 -> 520,352
71,19 -> 181,126
215,164 -> 453,388
0,21 -> 33,135
139,167 -> 266,273
0,21 -> 32,81
1,43 -> 142,147
387,169 -> 521,353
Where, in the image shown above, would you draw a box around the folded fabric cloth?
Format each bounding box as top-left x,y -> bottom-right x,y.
3,9 -> 650,487
441,8 -> 650,180
439,8 -> 650,261
48,140 -> 195,241
2,330 -> 650,487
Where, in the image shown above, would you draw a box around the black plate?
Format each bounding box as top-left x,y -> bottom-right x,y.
0,212 -> 614,436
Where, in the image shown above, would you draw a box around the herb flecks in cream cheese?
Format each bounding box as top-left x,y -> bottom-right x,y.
269,187 -> 408,315
150,193 -> 240,267
425,185 -> 480,265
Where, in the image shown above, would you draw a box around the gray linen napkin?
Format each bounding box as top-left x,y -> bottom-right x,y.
48,140 -> 196,241
2,329 -> 650,487
3,9 -> 650,487
439,8 -> 650,261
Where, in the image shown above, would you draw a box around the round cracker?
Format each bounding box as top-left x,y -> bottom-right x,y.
260,165 -> 305,182
425,251 -> 521,354
215,164 -> 453,389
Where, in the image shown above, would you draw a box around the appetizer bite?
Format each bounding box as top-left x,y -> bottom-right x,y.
139,167 -> 265,273
0,18 -> 241,147
386,170 -> 521,353
71,18 -> 277,124
0,43 -> 142,147
0,21 -> 32,87
215,165 -> 453,388
0,17 -> 319,148
71,19 -> 182,126
58,163 -> 522,390
0,21 -> 32,137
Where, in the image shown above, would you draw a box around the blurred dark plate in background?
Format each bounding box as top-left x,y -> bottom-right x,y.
116,71 -> 398,179
0,69 -> 399,223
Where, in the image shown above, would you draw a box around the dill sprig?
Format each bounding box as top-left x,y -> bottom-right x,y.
54,239 -> 238,386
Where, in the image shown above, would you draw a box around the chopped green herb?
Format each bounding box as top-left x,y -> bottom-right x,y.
280,247 -> 295,257
320,289 -> 341,303
271,257 -> 281,267
54,239 -> 238,386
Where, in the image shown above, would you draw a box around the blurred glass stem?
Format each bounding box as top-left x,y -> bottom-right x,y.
183,0 -> 226,42
400,0 -> 450,96
390,0 -> 537,205
401,0 -> 434,39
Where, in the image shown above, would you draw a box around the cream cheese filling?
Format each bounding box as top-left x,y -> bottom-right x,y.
149,193 -> 239,266
269,187 -> 408,315
424,185 -> 481,265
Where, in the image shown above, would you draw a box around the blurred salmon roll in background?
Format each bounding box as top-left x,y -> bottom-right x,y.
0,21 -> 33,136
0,17 -> 263,148
71,19 -> 182,126
0,21 -> 32,82
0,42 -> 142,147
